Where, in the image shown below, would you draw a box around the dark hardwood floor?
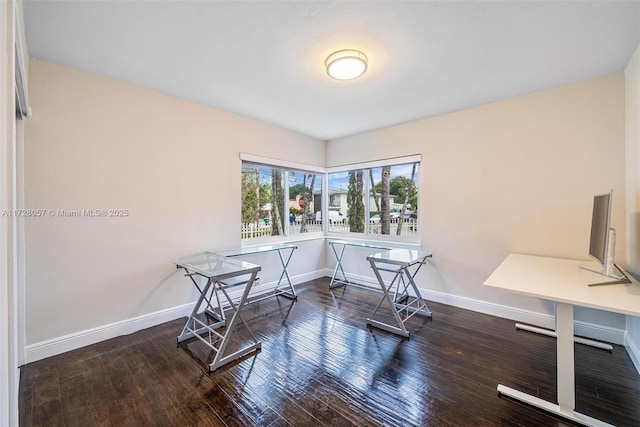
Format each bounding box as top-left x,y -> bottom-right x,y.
20,278 -> 640,426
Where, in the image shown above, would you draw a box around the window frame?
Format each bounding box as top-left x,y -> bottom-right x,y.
326,155 -> 421,243
240,154 -> 325,244
240,153 -> 421,244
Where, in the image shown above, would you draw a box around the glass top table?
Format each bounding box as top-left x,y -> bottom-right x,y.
175,252 -> 262,372
213,242 -> 298,300
176,252 -> 260,280
366,248 -> 433,266
214,242 -> 298,257
365,247 -> 433,338
327,239 -> 400,289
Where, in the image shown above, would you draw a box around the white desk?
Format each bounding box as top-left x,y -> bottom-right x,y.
175,252 -> 262,372
216,243 -> 298,300
484,253 -> 640,427
366,248 -> 433,338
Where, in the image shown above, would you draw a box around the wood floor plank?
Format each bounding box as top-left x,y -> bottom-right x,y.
124,342 -> 189,426
28,368 -> 64,427
58,374 -> 96,426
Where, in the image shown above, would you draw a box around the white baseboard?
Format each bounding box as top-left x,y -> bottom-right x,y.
25,302 -> 194,364
329,271 -> 627,346
626,331 -> 640,374
25,268 -> 328,364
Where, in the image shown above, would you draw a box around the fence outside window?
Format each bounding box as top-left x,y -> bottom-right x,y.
241,218 -> 418,239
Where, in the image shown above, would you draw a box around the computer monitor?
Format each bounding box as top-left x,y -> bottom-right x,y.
589,191 -> 612,269
582,190 -> 630,285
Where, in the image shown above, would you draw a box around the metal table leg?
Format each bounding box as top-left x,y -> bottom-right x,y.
273,247 -> 298,299
177,269 -> 262,372
329,243 -> 350,288
366,254 -> 432,338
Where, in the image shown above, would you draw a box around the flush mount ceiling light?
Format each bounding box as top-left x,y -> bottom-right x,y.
325,49 -> 368,80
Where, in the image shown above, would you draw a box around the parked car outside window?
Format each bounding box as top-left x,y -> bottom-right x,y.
316,210 -> 346,224
294,212 -> 316,223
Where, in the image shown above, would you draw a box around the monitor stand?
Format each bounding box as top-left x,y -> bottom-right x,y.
580,228 -> 632,286
589,264 -> 631,286
580,264 -> 631,286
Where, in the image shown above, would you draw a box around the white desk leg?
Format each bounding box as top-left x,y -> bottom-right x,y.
515,302 -> 613,351
497,301 -> 615,427
514,322 -> 613,351
555,302 -> 575,412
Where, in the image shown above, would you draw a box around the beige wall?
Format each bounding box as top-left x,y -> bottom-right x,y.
24,58 -> 326,345
625,43 -> 640,364
328,74 -> 627,328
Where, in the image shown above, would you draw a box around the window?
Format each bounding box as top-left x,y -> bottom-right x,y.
327,157 -> 420,239
327,169 -> 364,233
241,156 -> 323,240
288,171 -> 323,235
240,154 -> 418,241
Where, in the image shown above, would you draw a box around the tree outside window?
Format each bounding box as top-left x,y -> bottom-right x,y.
370,163 -> 418,236
329,161 -> 419,238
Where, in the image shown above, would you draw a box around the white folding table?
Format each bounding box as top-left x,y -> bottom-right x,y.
175,252 -> 262,372
484,253 -> 640,427
366,248 -> 433,338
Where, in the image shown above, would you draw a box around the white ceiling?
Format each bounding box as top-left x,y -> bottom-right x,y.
23,1 -> 640,141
